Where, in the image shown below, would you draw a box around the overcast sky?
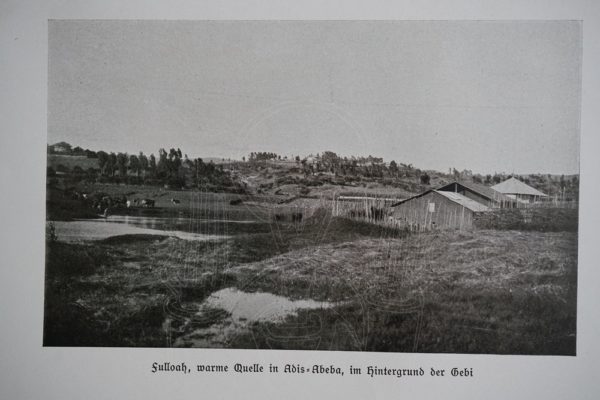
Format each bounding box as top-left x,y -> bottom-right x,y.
48,20 -> 581,174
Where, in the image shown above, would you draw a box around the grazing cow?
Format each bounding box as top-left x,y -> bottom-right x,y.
140,199 -> 155,208
91,195 -> 112,212
274,214 -> 285,221
171,198 -> 180,205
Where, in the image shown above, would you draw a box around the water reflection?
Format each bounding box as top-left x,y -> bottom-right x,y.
50,217 -> 227,242
171,287 -> 340,347
204,287 -> 335,322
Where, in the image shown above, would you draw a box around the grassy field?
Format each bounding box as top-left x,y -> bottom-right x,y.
44,201 -> 577,354
228,229 -> 577,354
43,153 -> 579,352
46,182 -> 272,222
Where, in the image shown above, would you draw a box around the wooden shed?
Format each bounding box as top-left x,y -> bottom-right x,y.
391,190 -> 490,231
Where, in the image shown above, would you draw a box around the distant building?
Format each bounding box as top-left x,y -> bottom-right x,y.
491,177 -> 548,204
50,141 -> 72,153
303,156 -> 318,165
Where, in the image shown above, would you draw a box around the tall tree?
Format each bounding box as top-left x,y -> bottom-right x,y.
138,152 -> 149,176
389,160 -> 398,177
116,152 -> 128,176
157,148 -> 168,178
129,154 -> 141,177
149,154 -> 157,177
97,151 -> 109,175
107,153 -> 117,177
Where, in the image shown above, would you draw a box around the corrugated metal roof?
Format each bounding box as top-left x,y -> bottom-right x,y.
337,196 -> 399,202
491,177 -> 547,196
390,190 -> 433,207
434,191 -> 491,212
391,189 -> 491,212
437,181 -> 515,204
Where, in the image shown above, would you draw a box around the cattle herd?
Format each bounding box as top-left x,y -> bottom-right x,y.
67,189 -> 166,216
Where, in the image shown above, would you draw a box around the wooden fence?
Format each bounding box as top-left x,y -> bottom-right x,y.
331,195 -> 402,227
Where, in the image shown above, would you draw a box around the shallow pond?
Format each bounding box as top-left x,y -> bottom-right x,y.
205,287 -> 334,322
50,216 -> 228,242
169,288 -> 340,347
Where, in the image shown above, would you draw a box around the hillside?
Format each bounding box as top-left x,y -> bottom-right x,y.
47,154 -> 99,172
46,145 -> 579,201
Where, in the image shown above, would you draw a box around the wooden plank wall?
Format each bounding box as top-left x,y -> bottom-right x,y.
391,192 -> 474,231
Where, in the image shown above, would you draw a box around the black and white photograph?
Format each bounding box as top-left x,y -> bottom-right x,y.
44,20 -> 581,355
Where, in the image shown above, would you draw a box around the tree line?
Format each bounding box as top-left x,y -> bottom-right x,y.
48,143 -> 578,199
48,145 -> 241,192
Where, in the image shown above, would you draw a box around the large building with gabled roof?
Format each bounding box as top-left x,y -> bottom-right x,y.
391,189 -> 489,231
491,177 -> 548,204
390,180 -> 518,231
436,181 -> 517,209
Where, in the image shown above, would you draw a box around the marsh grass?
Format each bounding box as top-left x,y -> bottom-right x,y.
227,229 -> 577,354
44,211 -> 577,353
